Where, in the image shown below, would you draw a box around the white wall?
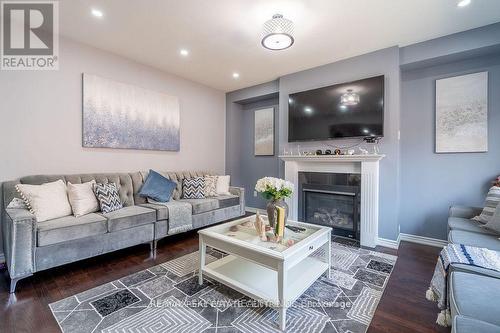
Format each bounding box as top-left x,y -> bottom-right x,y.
0,37 -> 226,180
0,37 -> 226,259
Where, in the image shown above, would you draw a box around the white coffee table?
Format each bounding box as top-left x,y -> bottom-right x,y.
198,215 -> 332,330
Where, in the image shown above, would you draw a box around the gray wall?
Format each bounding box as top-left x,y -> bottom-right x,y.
400,53 -> 500,239
0,37 -> 226,259
239,99 -> 280,208
278,47 -> 402,241
226,81 -> 280,209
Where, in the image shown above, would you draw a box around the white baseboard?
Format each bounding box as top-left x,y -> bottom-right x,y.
377,236 -> 400,249
399,233 -> 447,248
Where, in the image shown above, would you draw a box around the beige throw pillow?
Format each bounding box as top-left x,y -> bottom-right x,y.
16,179 -> 73,222
216,175 -> 231,196
204,175 -> 218,197
67,181 -> 99,217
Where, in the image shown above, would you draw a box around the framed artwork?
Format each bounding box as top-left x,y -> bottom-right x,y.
254,107 -> 274,156
82,74 -> 180,151
435,71 -> 488,153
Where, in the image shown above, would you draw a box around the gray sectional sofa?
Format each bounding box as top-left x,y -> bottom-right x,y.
1,171 -> 245,293
447,205 -> 500,332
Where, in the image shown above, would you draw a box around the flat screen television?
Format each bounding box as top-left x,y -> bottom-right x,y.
288,75 -> 384,142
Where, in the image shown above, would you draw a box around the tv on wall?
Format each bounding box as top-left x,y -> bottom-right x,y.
288,75 -> 384,142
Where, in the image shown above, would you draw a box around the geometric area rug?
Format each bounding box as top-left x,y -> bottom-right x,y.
49,236 -> 397,333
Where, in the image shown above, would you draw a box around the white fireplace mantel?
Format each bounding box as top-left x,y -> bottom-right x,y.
279,154 -> 385,248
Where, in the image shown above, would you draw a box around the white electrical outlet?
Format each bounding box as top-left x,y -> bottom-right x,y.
254,191 -> 257,197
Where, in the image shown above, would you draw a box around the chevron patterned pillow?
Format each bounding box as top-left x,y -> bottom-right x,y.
94,182 -> 123,213
182,177 -> 206,199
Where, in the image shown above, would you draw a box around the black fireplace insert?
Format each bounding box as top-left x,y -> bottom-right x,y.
298,172 -> 361,240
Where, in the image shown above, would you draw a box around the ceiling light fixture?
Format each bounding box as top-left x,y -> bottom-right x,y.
340,89 -> 360,106
91,8 -> 104,18
232,72 -> 240,79
457,0 -> 471,7
261,14 -> 294,50
180,49 -> 189,56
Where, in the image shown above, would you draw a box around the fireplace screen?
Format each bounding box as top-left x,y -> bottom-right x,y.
304,191 -> 355,231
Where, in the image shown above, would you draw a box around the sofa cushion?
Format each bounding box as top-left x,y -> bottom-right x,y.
450,272 -> 500,326
448,230 -> 500,251
139,203 -> 169,221
102,206 -> 156,232
473,186 -> 500,224
452,316 -> 500,333
178,198 -> 219,214
216,194 -> 240,209
37,213 -> 107,246
448,217 -> 496,235
450,262 -> 500,280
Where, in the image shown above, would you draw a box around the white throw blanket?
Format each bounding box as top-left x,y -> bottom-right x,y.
426,244 -> 500,327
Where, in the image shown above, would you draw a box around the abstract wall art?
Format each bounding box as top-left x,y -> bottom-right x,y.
254,107 -> 274,156
435,71 -> 488,153
83,74 -> 180,151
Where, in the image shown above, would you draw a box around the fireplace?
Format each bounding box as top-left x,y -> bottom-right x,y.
298,172 -> 361,240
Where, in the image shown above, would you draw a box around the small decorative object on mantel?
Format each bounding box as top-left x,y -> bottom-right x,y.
255,177 -> 294,235
493,176 -> 500,188
333,149 -> 342,155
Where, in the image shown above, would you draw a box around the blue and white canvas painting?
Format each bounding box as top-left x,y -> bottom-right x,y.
83,74 -> 180,151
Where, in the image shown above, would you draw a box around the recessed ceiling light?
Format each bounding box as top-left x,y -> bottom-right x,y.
304,107 -> 313,113
232,72 -> 240,79
457,0 -> 471,7
91,8 -> 104,18
179,49 -> 189,56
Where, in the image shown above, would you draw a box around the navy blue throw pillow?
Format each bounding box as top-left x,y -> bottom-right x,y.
139,170 -> 176,202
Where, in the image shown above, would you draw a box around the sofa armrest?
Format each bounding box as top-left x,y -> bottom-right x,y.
449,205 -> 483,219
2,208 -> 36,279
229,186 -> 245,216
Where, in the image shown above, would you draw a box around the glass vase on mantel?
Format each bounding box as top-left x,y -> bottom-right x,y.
266,199 -> 289,230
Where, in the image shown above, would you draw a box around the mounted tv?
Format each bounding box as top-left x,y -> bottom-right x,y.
288,75 -> 384,142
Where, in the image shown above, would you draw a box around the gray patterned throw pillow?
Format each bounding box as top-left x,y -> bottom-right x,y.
473,186 -> 500,224
93,183 -> 123,213
484,203 -> 500,235
182,177 -> 205,199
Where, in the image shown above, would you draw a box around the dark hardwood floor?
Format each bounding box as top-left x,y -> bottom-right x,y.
0,231 -> 449,333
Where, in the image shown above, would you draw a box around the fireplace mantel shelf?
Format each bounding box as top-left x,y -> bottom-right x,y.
279,154 -> 385,163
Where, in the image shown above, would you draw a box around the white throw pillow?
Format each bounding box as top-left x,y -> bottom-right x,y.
16,179 -> 73,222
216,175 -> 231,196
67,180 -> 99,217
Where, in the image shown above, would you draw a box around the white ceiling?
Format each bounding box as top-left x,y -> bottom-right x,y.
58,0 -> 500,92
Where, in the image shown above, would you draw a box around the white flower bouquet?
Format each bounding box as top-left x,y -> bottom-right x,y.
255,177 -> 294,201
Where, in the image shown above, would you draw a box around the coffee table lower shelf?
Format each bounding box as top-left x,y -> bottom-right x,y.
202,254 -> 329,306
